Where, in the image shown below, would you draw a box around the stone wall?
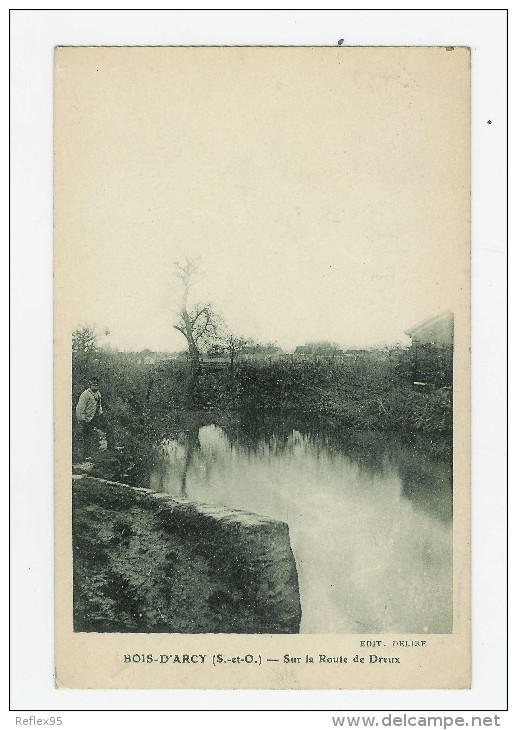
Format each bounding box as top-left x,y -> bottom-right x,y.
73,475 -> 301,633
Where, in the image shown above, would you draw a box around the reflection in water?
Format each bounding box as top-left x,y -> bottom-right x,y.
150,428 -> 200,497
149,415 -> 452,634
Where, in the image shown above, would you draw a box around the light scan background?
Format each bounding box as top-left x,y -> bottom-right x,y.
9,5 -> 508,718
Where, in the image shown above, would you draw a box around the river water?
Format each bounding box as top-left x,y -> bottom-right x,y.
148,413 -> 452,634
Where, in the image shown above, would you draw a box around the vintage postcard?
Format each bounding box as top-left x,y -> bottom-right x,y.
54,46 -> 470,689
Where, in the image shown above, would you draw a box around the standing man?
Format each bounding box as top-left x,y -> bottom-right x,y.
76,377 -> 109,459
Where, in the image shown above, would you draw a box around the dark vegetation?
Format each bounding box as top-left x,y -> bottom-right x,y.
72,327 -> 452,482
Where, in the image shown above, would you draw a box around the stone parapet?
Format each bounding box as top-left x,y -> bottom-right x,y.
72,476 -> 301,634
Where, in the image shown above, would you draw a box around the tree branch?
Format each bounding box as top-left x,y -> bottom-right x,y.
191,306 -> 210,327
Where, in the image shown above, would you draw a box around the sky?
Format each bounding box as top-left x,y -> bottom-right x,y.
55,47 -> 470,352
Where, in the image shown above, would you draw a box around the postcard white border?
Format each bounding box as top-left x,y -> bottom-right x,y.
10,6 -> 507,714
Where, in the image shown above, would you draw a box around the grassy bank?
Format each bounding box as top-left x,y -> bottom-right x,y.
146,346 -> 452,436
73,344 -> 452,479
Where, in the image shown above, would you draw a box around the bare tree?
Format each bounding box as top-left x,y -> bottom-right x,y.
172,258 -> 221,372
222,333 -> 251,370
208,336 -> 282,367
72,326 -> 98,354
72,326 -> 111,354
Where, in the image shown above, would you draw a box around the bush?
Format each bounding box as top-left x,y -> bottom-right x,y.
72,344 -> 453,469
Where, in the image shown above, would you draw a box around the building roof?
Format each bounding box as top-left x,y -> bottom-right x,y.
404,311 -> 454,337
